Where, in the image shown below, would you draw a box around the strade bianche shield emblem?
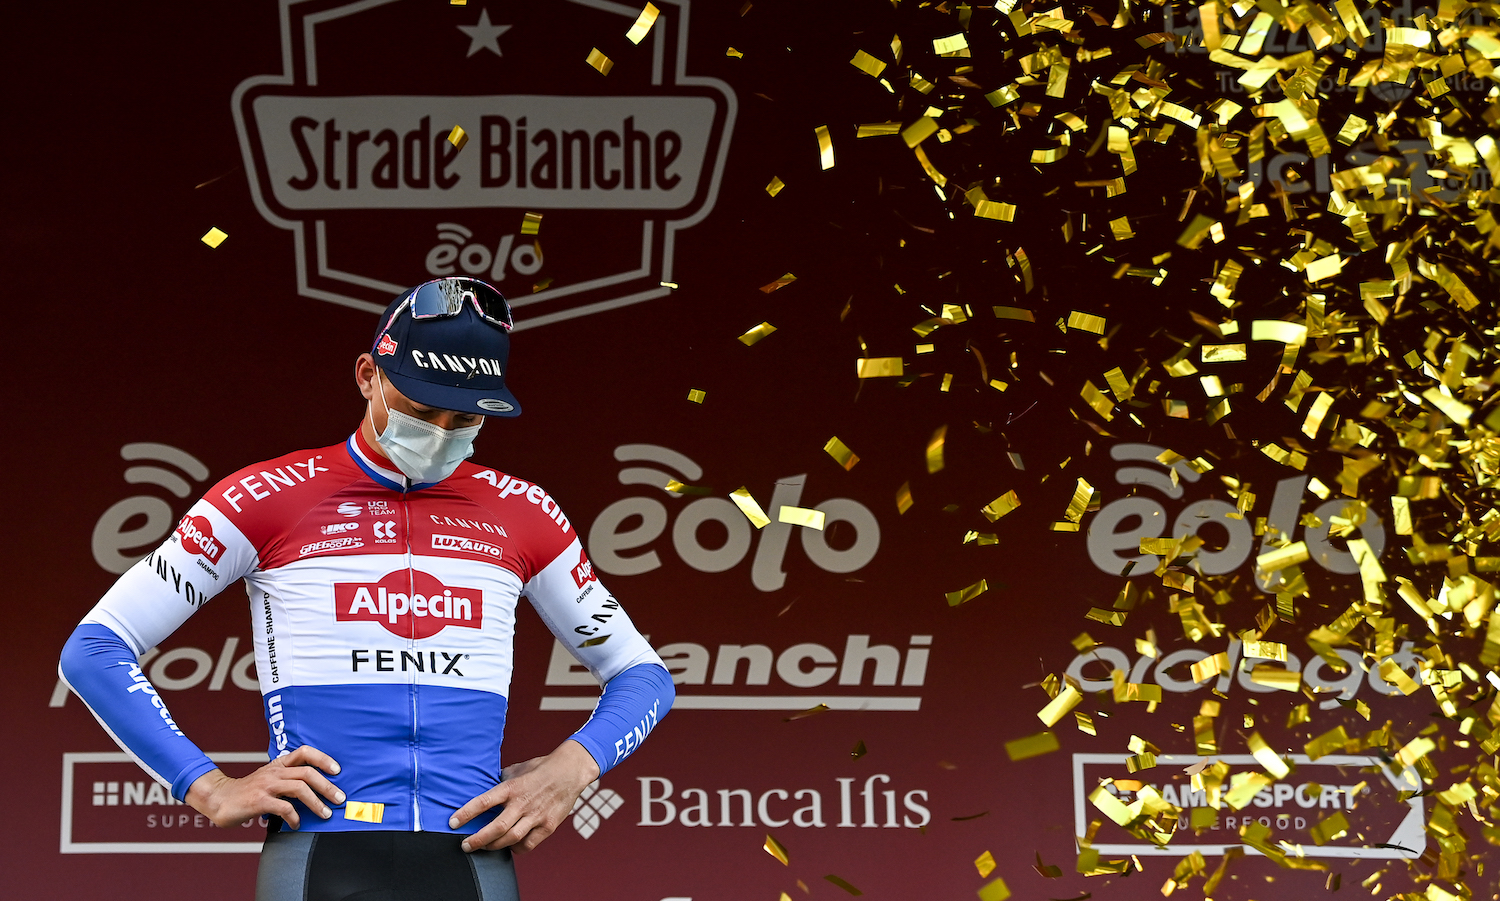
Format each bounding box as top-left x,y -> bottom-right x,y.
233,0 -> 734,329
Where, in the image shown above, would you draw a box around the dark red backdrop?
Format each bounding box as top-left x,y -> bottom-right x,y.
4,2 -> 1456,899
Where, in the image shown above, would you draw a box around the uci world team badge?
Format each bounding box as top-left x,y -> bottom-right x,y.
233,0 -> 735,329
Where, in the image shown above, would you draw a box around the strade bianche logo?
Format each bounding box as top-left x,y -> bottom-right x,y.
233,0 -> 733,328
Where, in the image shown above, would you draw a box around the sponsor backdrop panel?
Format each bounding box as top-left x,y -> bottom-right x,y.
4,2 -> 1447,900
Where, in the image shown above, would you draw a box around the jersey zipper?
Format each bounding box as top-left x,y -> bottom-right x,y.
402,482 -> 421,831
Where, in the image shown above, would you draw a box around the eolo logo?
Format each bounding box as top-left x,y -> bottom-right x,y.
233,0 -> 733,329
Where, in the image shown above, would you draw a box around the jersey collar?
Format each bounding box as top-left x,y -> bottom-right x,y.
346,430 -> 442,492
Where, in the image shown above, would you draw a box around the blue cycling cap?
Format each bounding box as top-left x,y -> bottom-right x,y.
370,277 -> 521,417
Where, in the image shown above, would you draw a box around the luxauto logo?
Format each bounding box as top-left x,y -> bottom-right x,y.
587,445 -> 880,592
432,533 -> 502,559
231,0 -> 733,328
543,634 -> 929,712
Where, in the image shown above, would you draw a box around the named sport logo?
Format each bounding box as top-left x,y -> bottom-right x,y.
175,515 -> 224,564
335,569 -> 483,639
572,549 -> 596,588
432,534 -> 502,559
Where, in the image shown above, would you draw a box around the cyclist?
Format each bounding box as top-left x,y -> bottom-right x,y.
60,277 -> 674,900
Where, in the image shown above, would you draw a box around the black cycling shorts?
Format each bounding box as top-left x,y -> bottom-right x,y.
256,830 -> 520,901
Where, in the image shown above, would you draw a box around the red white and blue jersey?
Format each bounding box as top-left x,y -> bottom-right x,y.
60,431 -> 673,834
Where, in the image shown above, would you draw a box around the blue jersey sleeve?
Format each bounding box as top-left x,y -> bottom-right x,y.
568,662 -> 674,775
59,623 -> 219,801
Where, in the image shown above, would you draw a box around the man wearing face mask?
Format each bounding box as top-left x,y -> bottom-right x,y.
59,277 -> 675,901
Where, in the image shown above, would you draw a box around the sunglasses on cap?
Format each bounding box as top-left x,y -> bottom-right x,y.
376,277 -> 514,342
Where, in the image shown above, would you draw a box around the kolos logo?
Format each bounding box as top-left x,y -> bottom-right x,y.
334,569 -> 482,639
175,515 -> 224,564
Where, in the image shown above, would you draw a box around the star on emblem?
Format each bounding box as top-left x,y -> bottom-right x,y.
458,9 -> 511,58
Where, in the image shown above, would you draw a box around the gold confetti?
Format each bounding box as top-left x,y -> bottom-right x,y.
519,211 -> 541,235
1241,640 -> 1286,661
977,878 -> 1011,901
1201,343 -> 1245,363
1304,725 -> 1350,761
981,490 -> 1020,522
1249,665 -> 1301,692
737,322 -> 777,345
1037,684 -> 1082,727
624,2 -> 659,44
201,227 -> 228,248
849,50 -> 886,77
1087,785 -> 1134,826
1391,496 -> 1411,535
765,176 -> 785,197
1250,320 -> 1308,347
1247,732 -> 1290,779
1309,812 -> 1349,846
687,388 -> 705,404
993,306 -> 1035,322
895,481 -> 913,514
783,703 -> 830,722
778,506 -> 825,530
824,875 -> 863,897
856,357 -> 903,378
932,33 -> 969,54
763,833 -> 790,866
759,273 -> 797,293
725,47 -> 742,58
1004,731 -> 1059,761
946,579 -> 988,606
446,125 -> 468,150
815,126 -> 834,170
585,48 -> 613,75
902,117 -> 939,148
1067,312 -> 1105,334
926,425 -> 947,474
974,851 -> 997,878
823,437 -> 859,470
850,739 -> 866,760
729,487 -> 770,529
1378,660 -> 1421,696
856,122 -> 901,138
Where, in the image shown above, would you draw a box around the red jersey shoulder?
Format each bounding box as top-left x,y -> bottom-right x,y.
452,462 -> 576,568
204,443 -> 362,532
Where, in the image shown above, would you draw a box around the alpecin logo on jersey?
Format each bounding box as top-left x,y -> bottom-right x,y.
572,549 -> 596,588
230,0 -> 733,327
432,534 -> 503,560
175,515 -> 225,564
334,570 -> 483,639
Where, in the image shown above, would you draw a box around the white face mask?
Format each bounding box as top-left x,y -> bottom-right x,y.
369,371 -> 482,485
